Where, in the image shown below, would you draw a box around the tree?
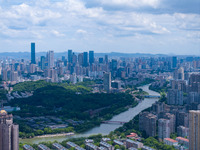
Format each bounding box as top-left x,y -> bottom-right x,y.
114,145 -> 120,150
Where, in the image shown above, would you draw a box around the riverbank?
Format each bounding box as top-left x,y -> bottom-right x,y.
34,132 -> 74,138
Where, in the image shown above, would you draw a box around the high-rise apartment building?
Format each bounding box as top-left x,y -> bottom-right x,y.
47,51 -> 54,68
31,42 -> 36,64
189,73 -> 200,85
40,56 -> 45,70
103,72 -> 111,93
2,69 -> 8,81
89,51 -> 94,64
78,53 -> 83,66
83,52 -> 88,67
159,113 -> 176,134
68,50 -> 73,64
167,89 -> 183,105
139,112 -> 157,137
105,55 -> 108,64
111,59 -> 117,71
172,56 -> 177,69
10,71 -> 18,82
177,126 -> 189,138
158,119 -> 170,141
0,106 -> 19,150
72,53 -> 77,65
189,110 -> 200,150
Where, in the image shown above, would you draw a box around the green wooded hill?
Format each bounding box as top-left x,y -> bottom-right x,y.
11,81 -> 136,120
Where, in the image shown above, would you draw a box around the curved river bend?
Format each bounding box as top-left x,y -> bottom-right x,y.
21,84 -> 160,144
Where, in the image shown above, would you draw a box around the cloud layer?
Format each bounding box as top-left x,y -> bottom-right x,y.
0,0 -> 199,55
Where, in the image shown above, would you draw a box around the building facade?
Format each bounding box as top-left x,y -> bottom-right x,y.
0,109 -> 19,150
31,42 -> 36,64
189,110 -> 200,150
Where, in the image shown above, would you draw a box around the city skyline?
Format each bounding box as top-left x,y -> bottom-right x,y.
0,0 -> 199,55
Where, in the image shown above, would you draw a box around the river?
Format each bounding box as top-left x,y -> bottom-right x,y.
20,84 -> 160,144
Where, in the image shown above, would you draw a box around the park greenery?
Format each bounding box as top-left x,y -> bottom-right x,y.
0,89 -> 7,100
10,80 -> 137,138
12,80 -> 92,93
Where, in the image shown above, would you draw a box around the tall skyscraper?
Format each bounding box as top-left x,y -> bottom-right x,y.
103,72 -> 111,93
31,42 -> 36,64
111,59 -> 118,71
105,55 -> 108,64
2,69 -> 7,81
0,103 -> 19,150
78,53 -> 83,66
47,51 -> 54,68
72,53 -> 77,65
189,110 -> 200,150
10,71 -> 18,82
83,52 -> 88,67
40,56 -> 45,70
68,50 -> 73,64
172,56 -> 177,69
89,51 -> 94,64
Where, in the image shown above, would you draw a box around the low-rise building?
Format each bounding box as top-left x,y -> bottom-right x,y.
176,137 -> 189,148
126,139 -> 143,149
100,142 -> 114,150
101,138 -> 111,142
66,141 -> 85,150
85,139 -> 94,143
66,141 -> 78,148
142,146 -> 156,150
164,138 -> 178,146
85,143 -> 98,150
52,143 -> 67,150
113,140 -> 124,146
128,148 -> 138,150
38,144 -> 50,150
126,132 -> 139,139
23,144 -> 35,150
97,147 -> 106,150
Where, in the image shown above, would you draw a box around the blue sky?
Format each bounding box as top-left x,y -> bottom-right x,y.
0,0 -> 199,55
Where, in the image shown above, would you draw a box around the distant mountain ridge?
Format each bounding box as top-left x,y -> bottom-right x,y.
0,52 -> 198,60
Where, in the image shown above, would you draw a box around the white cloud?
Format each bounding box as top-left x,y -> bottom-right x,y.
0,0 -> 199,55
51,30 -> 65,37
76,29 -> 87,34
100,0 -> 160,8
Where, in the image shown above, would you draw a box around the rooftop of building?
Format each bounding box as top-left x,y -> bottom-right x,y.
176,137 -> 189,142
189,110 -> 200,113
0,109 -> 7,115
164,138 -> 178,143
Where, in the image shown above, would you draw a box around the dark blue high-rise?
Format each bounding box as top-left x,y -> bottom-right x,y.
89,51 -> 94,64
83,52 -> 88,67
172,56 -> 177,69
31,43 -> 36,64
40,56 -> 45,70
68,50 -> 73,63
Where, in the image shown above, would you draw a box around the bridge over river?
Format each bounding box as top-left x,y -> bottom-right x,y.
101,121 -> 128,125
144,95 -> 160,98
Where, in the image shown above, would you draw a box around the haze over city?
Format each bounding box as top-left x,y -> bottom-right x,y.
0,0 -> 200,55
